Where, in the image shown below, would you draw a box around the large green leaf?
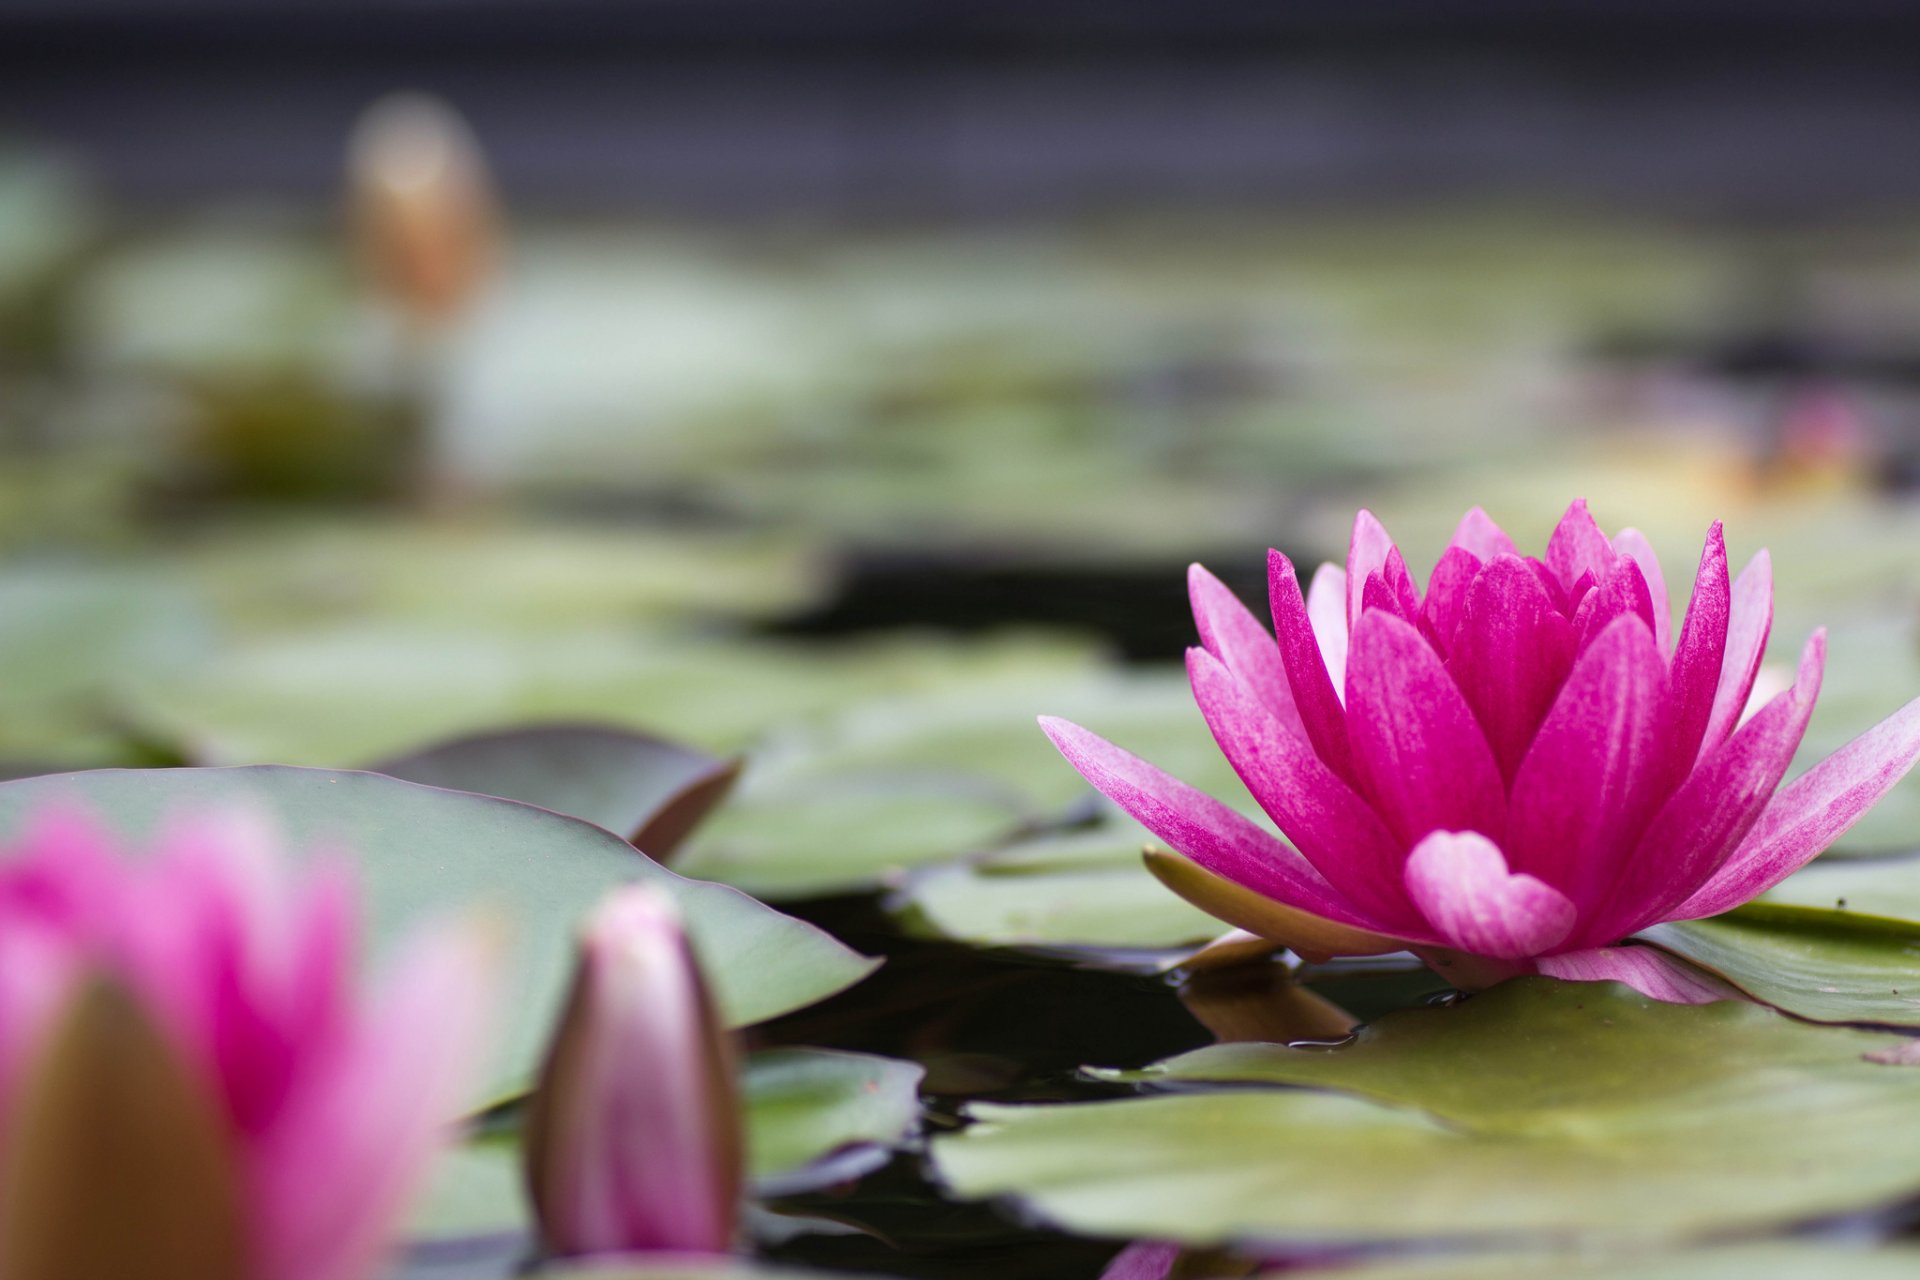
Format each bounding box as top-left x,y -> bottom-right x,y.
892,821 -> 1221,952
1640,905 -> 1920,1028
0,768 -> 878,1101
368,723 -> 741,860
932,979 -> 1920,1248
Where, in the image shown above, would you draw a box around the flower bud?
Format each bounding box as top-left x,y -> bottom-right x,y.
524,886 -> 743,1257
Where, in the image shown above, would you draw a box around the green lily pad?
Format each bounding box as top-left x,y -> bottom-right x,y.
743,1049 -> 926,1193
675,770 -> 1029,901
0,768 -> 878,1102
892,820 -> 1222,952
932,978 -> 1920,1248
368,723 -> 741,860
1322,1242 -> 1920,1280
410,1049 -> 924,1239
1639,904 -> 1920,1028
675,669 -> 1249,900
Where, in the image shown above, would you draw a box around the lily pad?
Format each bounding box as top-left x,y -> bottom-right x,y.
932,979 -> 1920,1248
675,770 -> 1029,901
743,1049 -> 926,1194
1639,905 -> 1920,1028
892,821 -> 1222,952
1320,1242 -> 1920,1280
368,723 -> 741,860
0,768 -> 878,1101
675,669 -> 1250,899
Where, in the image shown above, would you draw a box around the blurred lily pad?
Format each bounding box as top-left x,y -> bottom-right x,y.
933,979 -> 1920,1248
892,820 -> 1222,953
0,767 -> 878,1102
369,723 -> 740,860
676,669 -> 1247,899
410,1048 -> 924,1240
742,1048 -> 927,1195
1639,904 -> 1920,1028
1318,1242 -> 1920,1280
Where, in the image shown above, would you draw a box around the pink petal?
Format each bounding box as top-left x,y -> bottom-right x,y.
1611,527 -> 1672,655
0,924 -> 77,1147
1448,505 -> 1518,562
1505,614 -> 1671,916
1535,945 -> 1737,1004
1182,653 -> 1426,931
1421,545 -> 1482,655
256,921 -> 494,1280
1570,553 -> 1655,650
1304,563 -> 1349,695
1269,550 -> 1355,779
1698,549 -> 1774,765
1445,555 -> 1577,785
1589,631 -> 1824,945
1188,562 -> 1304,736
1037,715 -> 1381,929
1404,831 -> 1575,959
1673,690 -> 1920,920
1666,522 -> 1731,774
1544,498 -> 1615,595
1344,610 -> 1507,848
1100,1241 -> 1181,1280
1345,508 -> 1398,629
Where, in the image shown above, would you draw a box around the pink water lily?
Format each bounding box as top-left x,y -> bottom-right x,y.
1042,501 -> 1920,1000
0,806 -> 492,1280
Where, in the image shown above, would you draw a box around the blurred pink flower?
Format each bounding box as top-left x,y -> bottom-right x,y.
1043,500 -> 1920,999
0,806 -> 491,1280
523,884 -> 742,1260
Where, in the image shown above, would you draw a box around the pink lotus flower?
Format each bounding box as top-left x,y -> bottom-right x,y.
0,806 -> 492,1280
1042,501 -> 1920,1000
523,885 -> 742,1260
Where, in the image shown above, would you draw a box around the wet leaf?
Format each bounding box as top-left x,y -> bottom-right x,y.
0,768 -> 878,1103
369,723 -> 740,860
1639,904 -> 1920,1028
933,978 -> 1920,1247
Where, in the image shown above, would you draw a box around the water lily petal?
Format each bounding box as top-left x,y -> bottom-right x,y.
1535,945 -> 1737,1004
1188,563 -> 1303,736
1570,553 -> 1655,650
1698,549 -> 1774,764
1666,522 -> 1731,774
1506,614 -> 1671,915
1269,550 -> 1355,778
1346,509 -> 1398,628
1611,526 -> 1672,655
1404,831 -> 1575,960
1345,611 -> 1506,848
1445,555 -> 1577,785
1421,545 -> 1482,655
1038,715 -> 1377,928
1545,498 -> 1615,596
1592,632 -> 1824,945
1304,563 -> 1349,696
1673,692 -> 1920,920
1448,505 -> 1518,562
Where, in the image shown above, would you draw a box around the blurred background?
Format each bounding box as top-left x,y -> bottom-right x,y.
5,0 -> 1920,856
